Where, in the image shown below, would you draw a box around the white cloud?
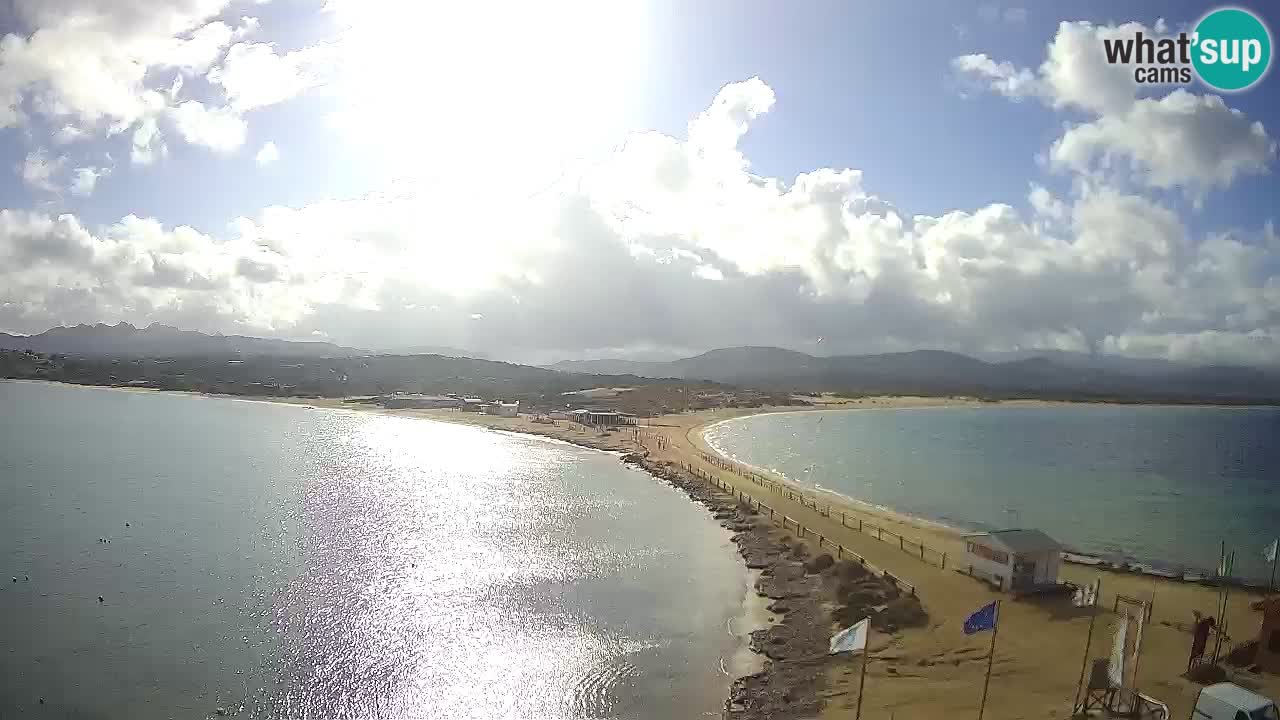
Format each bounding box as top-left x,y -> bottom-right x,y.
2,78 -> 1277,366
0,1 -> 234,132
232,17 -> 261,41
18,149 -> 67,192
207,41 -> 332,112
954,20 -> 1276,198
255,141 -> 279,166
52,125 -> 88,144
0,2 -> 328,156
69,166 -> 109,196
131,116 -> 167,165
169,100 -> 247,151
1050,90 -> 1276,196
952,54 -> 1040,100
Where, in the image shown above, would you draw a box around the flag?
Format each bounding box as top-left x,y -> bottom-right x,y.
963,601 -> 998,635
1264,539 -> 1277,564
830,618 -> 870,655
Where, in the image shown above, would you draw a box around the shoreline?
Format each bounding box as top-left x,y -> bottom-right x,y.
18,377 -> 1270,589
699,407 -> 1279,593
11,379 -> 1280,717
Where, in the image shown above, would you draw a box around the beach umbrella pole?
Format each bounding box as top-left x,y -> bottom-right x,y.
978,601 -> 1000,720
855,649 -> 870,720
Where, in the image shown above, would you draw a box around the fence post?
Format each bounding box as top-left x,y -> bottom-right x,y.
878,527 -> 882,540
900,537 -> 904,551
837,545 -> 842,560
942,553 -> 947,570
859,519 -> 863,532
841,512 -> 846,527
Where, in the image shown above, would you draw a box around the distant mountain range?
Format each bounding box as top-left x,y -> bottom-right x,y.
550,346 -> 1280,401
5,324 -> 1277,402
0,323 -> 493,360
0,323 -> 364,358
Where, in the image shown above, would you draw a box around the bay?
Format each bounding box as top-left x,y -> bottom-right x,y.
705,404 -> 1280,583
1,381 -> 750,718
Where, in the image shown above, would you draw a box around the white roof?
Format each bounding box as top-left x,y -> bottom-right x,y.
1202,683 -> 1275,712
964,529 -> 1062,554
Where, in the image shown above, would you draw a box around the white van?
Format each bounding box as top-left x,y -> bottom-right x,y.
1192,683 -> 1280,720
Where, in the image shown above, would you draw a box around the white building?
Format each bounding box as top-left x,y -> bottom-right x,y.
383,394 -> 463,410
961,529 -> 1063,593
483,401 -> 519,417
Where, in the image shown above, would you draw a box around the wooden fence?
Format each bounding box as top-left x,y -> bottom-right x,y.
695,450 -> 948,572
689,464 -> 918,597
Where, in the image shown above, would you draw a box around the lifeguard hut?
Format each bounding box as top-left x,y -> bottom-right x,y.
961,528 -> 1062,593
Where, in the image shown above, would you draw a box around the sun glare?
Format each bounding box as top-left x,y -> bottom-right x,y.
329,0 -> 652,194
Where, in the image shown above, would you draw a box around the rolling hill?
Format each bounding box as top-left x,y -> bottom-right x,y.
552,346 -> 1280,401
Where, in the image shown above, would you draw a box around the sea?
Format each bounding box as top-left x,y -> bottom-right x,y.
704,404 -> 1280,584
0,381 -> 754,719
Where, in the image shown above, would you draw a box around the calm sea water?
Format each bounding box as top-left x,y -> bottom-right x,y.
705,405 -> 1280,583
1,381 -> 751,719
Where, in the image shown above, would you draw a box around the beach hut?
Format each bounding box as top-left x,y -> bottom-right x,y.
961,529 -> 1063,593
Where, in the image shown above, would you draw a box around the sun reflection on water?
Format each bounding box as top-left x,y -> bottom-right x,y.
268,415 -> 735,719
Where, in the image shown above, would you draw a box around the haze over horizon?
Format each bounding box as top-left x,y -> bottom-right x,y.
2,1 -> 1279,368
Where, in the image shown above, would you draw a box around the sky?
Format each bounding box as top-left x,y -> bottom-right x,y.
0,0 -> 1278,366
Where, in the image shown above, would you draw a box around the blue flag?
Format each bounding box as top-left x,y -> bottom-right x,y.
963,601 -> 998,635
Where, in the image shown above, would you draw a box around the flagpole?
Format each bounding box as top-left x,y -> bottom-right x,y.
855,648 -> 870,720
1071,579 -> 1100,713
1213,551 -> 1235,662
978,600 -> 1000,720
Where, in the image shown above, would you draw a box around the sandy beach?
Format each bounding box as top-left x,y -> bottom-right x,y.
345,394 -> 1280,720
23,381 -> 1280,718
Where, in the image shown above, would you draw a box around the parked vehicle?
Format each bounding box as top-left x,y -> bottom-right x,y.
1192,683 -> 1279,720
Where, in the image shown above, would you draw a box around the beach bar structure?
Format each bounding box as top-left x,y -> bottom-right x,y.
961,529 -> 1063,593
383,394 -> 463,410
483,401 -> 519,418
567,409 -> 638,427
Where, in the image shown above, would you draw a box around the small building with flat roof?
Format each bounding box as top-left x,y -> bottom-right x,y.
383,394 -> 462,410
483,401 -> 519,418
961,528 -> 1062,593
567,409 -> 637,426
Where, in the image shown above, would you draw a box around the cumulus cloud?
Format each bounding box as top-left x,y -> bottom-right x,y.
255,141 -> 279,166
169,100 -> 247,151
955,20 -> 1276,198
952,54 -> 1040,100
18,149 -> 67,192
0,1 -> 328,158
69,166 -> 109,196
207,41 -> 332,112
131,116 -> 167,165
1050,91 -> 1276,195
2,78 -> 1277,366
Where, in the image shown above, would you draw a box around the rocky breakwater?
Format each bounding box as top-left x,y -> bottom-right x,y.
620,453 -> 929,720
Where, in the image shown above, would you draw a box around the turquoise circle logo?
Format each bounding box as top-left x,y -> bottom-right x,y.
1192,7 -> 1272,91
